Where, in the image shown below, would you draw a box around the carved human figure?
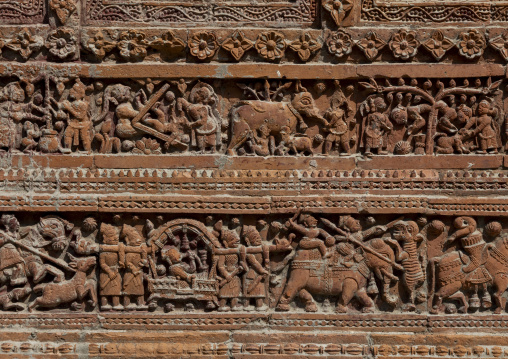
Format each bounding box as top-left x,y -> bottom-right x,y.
333,216 -> 398,305
287,214 -> 333,259
468,100 -> 500,154
362,97 -> 392,156
446,216 -> 491,309
406,96 -> 432,154
144,90 -> 190,149
121,224 -> 148,310
0,215 -> 25,285
391,220 -> 426,311
217,227 -> 245,312
99,223 -> 124,311
18,216 -> 71,284
335,215 -> 386,245
435,100 -> 459,135
179,83 -> 221,153
245,123 -> 271,156
0,82 -> 45,151
52,79 -> 93,152
323,97 -> 354,156
21,121 -> 41,152
335,242 -> 359,268
434,104 -> 473,154
95,84 -> 143,146
142,91 -> 175,134
242,226 -> 269,311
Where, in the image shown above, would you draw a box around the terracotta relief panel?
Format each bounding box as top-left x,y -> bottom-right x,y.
0,212 -> 506,317
85,0 -> 318,26
0,0 -> 507,356
0,75 -> 506,158
0,0 -> 46,24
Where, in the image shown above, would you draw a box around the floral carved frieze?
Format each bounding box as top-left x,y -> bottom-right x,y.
0,27 -> 507,64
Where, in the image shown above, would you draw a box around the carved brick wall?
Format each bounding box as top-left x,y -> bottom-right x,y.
0,0 -> 507,357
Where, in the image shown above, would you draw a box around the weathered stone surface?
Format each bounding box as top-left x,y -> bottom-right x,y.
0,0 -> 507,357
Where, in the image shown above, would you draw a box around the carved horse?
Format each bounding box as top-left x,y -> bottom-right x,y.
430,236 -> 508,314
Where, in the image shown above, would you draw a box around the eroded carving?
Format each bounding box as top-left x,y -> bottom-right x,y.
0,213 -> 505,315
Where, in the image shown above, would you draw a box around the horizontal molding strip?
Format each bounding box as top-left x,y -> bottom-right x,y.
0,63 -> 505,79
0,194 -> 506,216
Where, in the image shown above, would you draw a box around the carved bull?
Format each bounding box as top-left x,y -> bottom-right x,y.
227,91 -> 328,155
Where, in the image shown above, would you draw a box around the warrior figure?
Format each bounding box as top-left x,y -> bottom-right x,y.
217,223 -> 246,312
242,226 -> 269,311
121,224 -> 148,310
99,223 -> 124,311
446,216 -> 491,309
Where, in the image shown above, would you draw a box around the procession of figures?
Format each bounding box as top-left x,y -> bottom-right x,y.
0,213 -> 507,314
0,75 -> 505,156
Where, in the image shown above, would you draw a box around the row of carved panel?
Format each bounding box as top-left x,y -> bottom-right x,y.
5,27 -> 508,64
3,167 -> 508,195
0,76 -> 506,157
3,335 -> 508,358
1,212 -> 508,315
9,0 -> 508,26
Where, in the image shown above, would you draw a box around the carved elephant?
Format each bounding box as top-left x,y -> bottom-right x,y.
227,91 -> 328,155
276,247 -> 375,313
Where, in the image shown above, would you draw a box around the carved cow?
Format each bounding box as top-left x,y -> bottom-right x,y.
227,91 -> 328,155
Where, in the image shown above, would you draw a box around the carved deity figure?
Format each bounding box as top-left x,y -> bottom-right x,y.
179,233 -> 203,274
121,224 -> 148,310
164,247 -> 196,285
99,223 -> 124,311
